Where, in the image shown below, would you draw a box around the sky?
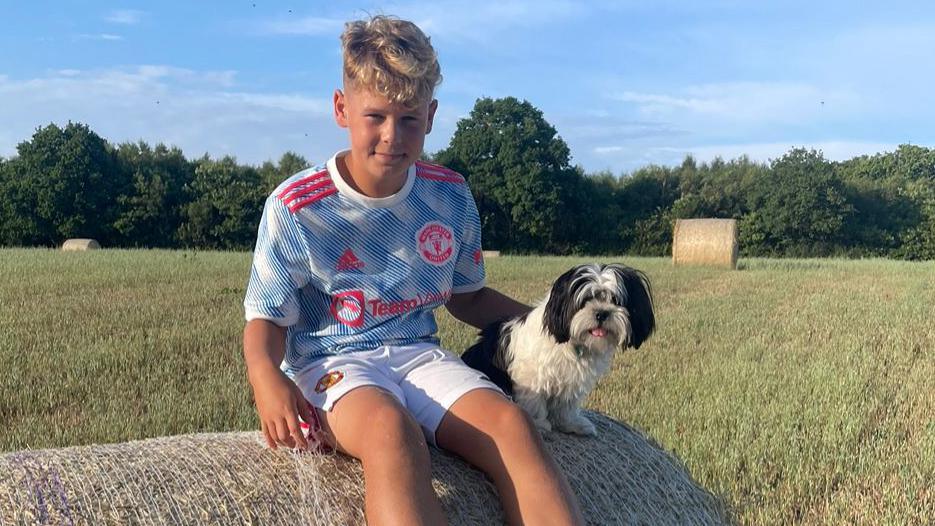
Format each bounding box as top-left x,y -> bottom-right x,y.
2,1 -> 934,174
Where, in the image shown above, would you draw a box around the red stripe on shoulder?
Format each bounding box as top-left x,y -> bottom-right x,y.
415,162 -> 465,184
288,188 -> 338,213
281,180 -> 334,207
277,169 -> 329,200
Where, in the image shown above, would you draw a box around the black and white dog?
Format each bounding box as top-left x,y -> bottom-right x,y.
462,263 -> 655,435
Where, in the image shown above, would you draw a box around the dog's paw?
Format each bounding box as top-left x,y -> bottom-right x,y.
533,418 -> 553,433
556,415 -> 596,436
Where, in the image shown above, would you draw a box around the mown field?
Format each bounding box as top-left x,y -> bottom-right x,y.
0,249 -> 932,525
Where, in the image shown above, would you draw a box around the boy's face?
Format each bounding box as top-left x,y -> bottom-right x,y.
333,83 -> 437,195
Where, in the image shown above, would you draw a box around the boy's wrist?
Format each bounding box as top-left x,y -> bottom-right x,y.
246,360 -> 285,387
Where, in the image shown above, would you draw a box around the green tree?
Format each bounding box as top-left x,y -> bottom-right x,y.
616,165 -> 681,256
671,155 -> 765,221
569,169 -> 625,254
9,123 -> 128,245
894,180 -> 935,260
0,157 -> 42,246
433,97 -> 581,253
835,145 -> 935,257
743,148 -> 853,256
177,156 -> 265,250
259,151 -> 310,193
113,142 -> 194,247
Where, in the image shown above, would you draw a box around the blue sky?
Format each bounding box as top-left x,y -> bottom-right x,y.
2,1 -> 934,174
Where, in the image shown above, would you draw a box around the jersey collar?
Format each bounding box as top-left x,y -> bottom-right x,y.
327,149 -> 415,208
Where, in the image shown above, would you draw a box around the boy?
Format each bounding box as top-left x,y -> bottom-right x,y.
243,15 -> 584,526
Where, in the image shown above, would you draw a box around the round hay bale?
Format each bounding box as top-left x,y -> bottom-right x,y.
672,219 -> 738,269
0,411 -> 729,525
61,238 -> 101,251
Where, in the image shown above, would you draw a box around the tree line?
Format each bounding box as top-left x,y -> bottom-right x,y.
1,97 -> 933,259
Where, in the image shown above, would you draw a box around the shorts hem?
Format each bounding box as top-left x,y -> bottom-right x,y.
421,380 -> 504,446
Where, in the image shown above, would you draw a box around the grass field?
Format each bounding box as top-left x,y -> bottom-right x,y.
0,249 -> 932,525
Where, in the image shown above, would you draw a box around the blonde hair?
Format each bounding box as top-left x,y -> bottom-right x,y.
341,15 -> 441,107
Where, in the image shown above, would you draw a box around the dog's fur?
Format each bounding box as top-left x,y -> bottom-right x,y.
462,263 -> 655,435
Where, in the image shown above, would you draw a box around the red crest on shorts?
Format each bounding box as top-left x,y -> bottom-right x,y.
416,222 -> 454,266
315,371 -> 345,393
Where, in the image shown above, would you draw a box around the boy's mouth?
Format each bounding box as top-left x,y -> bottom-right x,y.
373,154 -> 406,167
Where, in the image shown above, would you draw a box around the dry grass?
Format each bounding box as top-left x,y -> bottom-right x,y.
1,249 -> 932,524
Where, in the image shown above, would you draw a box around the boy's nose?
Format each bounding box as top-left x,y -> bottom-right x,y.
381,121 -> 403,145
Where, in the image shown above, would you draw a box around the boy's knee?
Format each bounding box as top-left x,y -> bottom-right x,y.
361,402 -> 427,458
488,400 -> 539,444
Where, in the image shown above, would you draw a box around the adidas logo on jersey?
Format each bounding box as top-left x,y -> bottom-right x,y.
336,249 -> 365,271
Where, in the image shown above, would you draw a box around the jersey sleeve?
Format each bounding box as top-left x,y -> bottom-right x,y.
452,190 -> 487,294
243,195 -> 311,326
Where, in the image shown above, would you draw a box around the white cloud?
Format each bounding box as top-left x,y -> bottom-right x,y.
76,33 -> 124,41
613,82 -> 860,125
0,67 -> 337,165
105,10 -> 145,25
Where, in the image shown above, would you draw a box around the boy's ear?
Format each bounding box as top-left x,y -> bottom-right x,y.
425,99 -> 438,134
333,89 -> 349,128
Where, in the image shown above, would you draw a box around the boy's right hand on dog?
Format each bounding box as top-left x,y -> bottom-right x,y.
250,366 -> 317,450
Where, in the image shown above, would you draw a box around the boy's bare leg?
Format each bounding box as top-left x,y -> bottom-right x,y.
315,386 -> 447,526
435,389 -> 585,526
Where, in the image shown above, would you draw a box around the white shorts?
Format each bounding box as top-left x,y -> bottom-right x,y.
293,342 -> 502,446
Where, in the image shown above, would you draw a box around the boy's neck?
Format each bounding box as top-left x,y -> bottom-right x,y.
338,153 -> 409,198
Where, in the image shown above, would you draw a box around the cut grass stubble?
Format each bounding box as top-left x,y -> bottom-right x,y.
0,249 -> 932,525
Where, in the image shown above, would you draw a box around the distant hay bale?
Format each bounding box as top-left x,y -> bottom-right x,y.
672,219 -> 739,269
0,411 -> 729,525
482,250 -> 501,258
61,238 -> 101,251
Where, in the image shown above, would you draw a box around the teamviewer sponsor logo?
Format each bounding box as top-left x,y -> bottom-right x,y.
367,290 -> 451,316
330,290 -> 365,328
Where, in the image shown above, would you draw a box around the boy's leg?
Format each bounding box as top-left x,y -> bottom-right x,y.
435,389 -> 585,526
314,386 -> 447,526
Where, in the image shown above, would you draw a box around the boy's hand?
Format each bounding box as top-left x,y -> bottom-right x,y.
249,366 -> 318,450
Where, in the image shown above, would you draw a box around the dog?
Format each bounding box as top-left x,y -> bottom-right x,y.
462,263 -> 655,435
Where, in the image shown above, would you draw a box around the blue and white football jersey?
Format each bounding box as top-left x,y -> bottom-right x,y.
244,150 -> 486,376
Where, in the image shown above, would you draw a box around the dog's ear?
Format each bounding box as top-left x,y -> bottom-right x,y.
544,266 -> 579,344
611,265 -> 656,349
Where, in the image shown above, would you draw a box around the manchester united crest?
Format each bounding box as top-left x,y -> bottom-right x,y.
314,371 -> 345,393
416,222 -> 454,266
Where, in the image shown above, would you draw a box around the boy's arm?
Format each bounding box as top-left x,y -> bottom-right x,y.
445,287 -> 531,330
243,319 -> 316,450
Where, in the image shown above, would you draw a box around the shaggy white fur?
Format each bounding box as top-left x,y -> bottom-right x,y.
462,263 -> 655,436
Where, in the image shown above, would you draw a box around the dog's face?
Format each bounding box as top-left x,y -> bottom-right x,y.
544,263 -> 655,353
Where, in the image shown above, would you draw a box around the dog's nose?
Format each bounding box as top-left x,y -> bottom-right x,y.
595,311 -> 609,323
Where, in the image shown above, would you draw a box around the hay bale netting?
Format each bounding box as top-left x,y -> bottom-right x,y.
672,219 -> 739,269
61,238 -> 101,251
0,411 -> 730,525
